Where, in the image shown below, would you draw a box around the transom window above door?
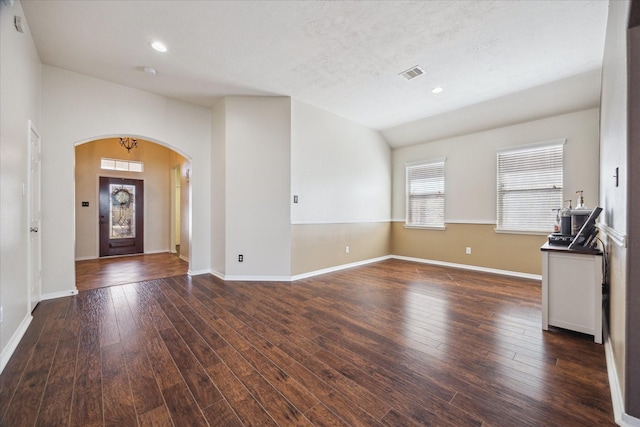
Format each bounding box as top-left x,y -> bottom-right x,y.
101,157 -> 144,173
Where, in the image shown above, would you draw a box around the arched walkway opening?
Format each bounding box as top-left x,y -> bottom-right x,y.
73,136 -> 191,290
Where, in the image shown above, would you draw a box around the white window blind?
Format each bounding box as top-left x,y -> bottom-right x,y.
406,159 -> 445,227
496,141 -> 564,233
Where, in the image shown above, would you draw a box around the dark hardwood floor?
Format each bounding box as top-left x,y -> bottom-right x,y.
0,259 -> 614,426
75,252 -> 188,291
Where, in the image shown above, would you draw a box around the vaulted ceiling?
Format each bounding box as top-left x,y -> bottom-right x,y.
20,0 -> 608,146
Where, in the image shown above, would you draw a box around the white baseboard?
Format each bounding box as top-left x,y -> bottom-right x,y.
390,255 -> 542,280
206,255 -> 538,283
291,256 -> 393,281
210,270 -> 225,280
179,254 -> 189,263
223,274 -> 293,282
41,289 -> 79,300
206,256 -> 392,282
0,313 -> 33,375
604,318 -> 640,426
207,270 -> 290,282
622,412 -> 640,425
142,249 -> 167,255
188,268 -> 210,276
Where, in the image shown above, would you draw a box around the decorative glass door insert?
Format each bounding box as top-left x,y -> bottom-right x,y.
99,177 -> 144,257
110,184 -> 136,238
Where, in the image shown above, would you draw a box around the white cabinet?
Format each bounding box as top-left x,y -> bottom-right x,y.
541,243 -> 603,343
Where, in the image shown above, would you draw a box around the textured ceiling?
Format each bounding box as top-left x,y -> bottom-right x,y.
20,0 -> 608,144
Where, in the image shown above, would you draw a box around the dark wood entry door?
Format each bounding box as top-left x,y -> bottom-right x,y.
99,177 -> 144,257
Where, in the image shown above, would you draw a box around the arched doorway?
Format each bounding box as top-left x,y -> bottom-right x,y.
74,136 -> 191,290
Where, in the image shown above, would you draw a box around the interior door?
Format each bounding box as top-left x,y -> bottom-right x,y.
99,177 -> 144,257
28,121 -> 42,311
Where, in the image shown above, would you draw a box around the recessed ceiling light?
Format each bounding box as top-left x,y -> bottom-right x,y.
431,86 -> 444,94
150,41 -> 167,53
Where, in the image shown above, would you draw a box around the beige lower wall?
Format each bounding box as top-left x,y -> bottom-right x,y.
391,222 -> 547,276
291,222 -> 391,276
292,221 -> 547,277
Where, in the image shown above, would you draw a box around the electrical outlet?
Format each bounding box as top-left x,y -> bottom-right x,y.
293,195 -> 298,203
345,246 -> 350,254
238,254 -> 243,262
466,247 -> 471,255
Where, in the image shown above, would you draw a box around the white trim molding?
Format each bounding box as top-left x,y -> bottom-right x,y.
222,274 -> 293,282
208,270 -> 294,282
403,225 -> 446,231
405,157 -> 446,167
391,255 -> 542,281
210,270 -> 225,281
393,219 -> 497,225
604,317 -> 640,426
496,138 -> 566,154
599,223 -> 627,248
446,219 -> 496,225
291,256 -> 392,281
291,219 -> 392,225
209,255 -> 540,283
41,289 -> 78,300
0,314 -> 32,374
209,256 -> 394,282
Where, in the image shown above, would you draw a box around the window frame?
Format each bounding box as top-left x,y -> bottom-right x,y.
405,158 -> 446,230
496,139 -> 565,234
101,157 -> 144,173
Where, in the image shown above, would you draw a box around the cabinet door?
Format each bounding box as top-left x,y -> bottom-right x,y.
548,253 -> 596,335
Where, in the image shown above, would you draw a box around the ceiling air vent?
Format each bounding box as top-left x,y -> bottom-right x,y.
399,65 -> 425,80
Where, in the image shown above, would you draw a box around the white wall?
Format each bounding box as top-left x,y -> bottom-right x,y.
600,0 -> 631,416
392,109 -> 601,224
0,0 -> 42,370
601,1 -> 628,236
41,66 -> 212,295
223,97 -> 292,278
291,99 -> 391,223
211,99 -> 226,275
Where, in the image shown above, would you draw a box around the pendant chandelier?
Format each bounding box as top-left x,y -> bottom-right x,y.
120,137 -> 138,152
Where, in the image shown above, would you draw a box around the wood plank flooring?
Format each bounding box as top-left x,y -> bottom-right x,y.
75,252 -> 188,291
1,259 -> 615,426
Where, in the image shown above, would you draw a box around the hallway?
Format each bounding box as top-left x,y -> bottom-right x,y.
75,252 -> 188,291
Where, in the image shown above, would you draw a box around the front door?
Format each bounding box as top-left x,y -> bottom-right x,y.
99,177 -> 144,257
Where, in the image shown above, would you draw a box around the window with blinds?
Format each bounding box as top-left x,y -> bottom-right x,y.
496,140 -> 564,233
406,159 -> 445,228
